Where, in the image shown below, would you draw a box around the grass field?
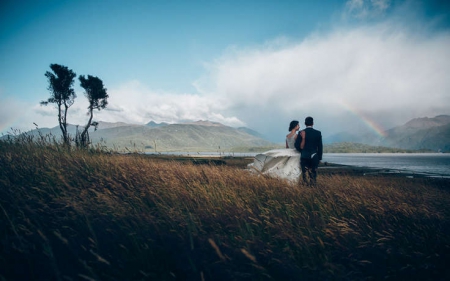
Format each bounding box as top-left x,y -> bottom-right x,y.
1,137 -> 449,280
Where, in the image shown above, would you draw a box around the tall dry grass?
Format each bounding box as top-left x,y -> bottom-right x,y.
1,137 -> 449,280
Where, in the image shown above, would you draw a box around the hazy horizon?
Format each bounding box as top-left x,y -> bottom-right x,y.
4,114 -> 448,145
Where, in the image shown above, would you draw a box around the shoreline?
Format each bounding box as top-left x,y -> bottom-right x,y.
143,153 -> 450,181
320,161 -> 450,179
313,160 -> 450,180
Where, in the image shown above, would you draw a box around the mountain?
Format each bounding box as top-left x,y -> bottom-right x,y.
181,120 -> 224,127
90,122 -> 275,152
5,115 -> 449,152
400,115 -> 450,129
96,121 -> 135,130
146,121 -> 169,128
94,121 -> 277,151
326,115 -> 450,152
5,121 -> 277,152
236,127 -> 267,139
383,116 -> 450,151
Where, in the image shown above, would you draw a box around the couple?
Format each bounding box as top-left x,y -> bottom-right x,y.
248,116 -> 322,185
286,117 -> 323,185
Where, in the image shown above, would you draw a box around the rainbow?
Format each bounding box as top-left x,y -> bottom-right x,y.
338,101 -> 387,138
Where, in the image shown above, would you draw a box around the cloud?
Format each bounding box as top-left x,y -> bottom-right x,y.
196,22 -> 450,139
92,80 -> 246,127
344,0 -> 392,20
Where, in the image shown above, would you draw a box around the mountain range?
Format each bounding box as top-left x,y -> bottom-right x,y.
5,120 -> 276,152
325,115 -> 450,152
3,115 -> 449,152
382,115 -> 450,151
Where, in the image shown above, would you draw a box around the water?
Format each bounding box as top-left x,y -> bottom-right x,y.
323,153 -> 450,177
146,151 -> 450,177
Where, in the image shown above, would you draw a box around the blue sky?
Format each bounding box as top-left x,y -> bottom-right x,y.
1,0 -> 450,142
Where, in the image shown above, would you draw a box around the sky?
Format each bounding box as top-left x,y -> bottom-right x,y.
1,0 -> 450,142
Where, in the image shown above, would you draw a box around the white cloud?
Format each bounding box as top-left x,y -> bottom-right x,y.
92,80 -> 246,127
344,0 -> 391,20
196,23 -> 450,139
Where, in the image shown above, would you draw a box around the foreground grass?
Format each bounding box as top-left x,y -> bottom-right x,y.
1,140 -> 449,281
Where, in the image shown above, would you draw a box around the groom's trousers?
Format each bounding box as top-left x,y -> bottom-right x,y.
300,154 -> 320,185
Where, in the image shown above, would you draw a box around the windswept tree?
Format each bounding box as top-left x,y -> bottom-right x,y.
41,64 -> 77,146
78,75 -> 109,148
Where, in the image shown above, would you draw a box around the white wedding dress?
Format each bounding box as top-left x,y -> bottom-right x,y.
247,142 -> 301,183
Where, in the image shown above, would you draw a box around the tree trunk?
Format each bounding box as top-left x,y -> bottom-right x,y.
57,102 -> 69,147
80,107 -> 94,148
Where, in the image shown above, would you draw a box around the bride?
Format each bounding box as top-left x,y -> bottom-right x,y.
248,120 -> 304,182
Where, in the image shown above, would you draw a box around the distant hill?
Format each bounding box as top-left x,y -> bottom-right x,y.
400,115 -> 450,128
4,121 -> 278,152
325,115 -> 450,152
236,127 -> 267,139
97,121 -> 137,130
323,142 -> 433,153
181,120 -> 224,127
146,121 -> 169,128
4,115 -> 449,153
383,116 -> 450,151
94,121 -> 278,152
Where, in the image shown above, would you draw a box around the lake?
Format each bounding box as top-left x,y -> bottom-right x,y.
147,151 -> 450,177
323,153 -> 450,177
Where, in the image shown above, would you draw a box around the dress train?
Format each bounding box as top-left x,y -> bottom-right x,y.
247,149 -> 301,182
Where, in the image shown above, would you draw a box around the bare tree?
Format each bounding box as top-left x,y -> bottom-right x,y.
41,64 -> 77,146
78,75 -> 109,148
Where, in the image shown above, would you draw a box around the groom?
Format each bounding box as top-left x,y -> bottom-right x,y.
296,116 -> 323,185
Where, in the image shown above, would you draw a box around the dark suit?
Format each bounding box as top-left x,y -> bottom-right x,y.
299,127 -> 323,185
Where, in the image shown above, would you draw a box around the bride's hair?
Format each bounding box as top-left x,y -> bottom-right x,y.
289,120 -> 299,131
